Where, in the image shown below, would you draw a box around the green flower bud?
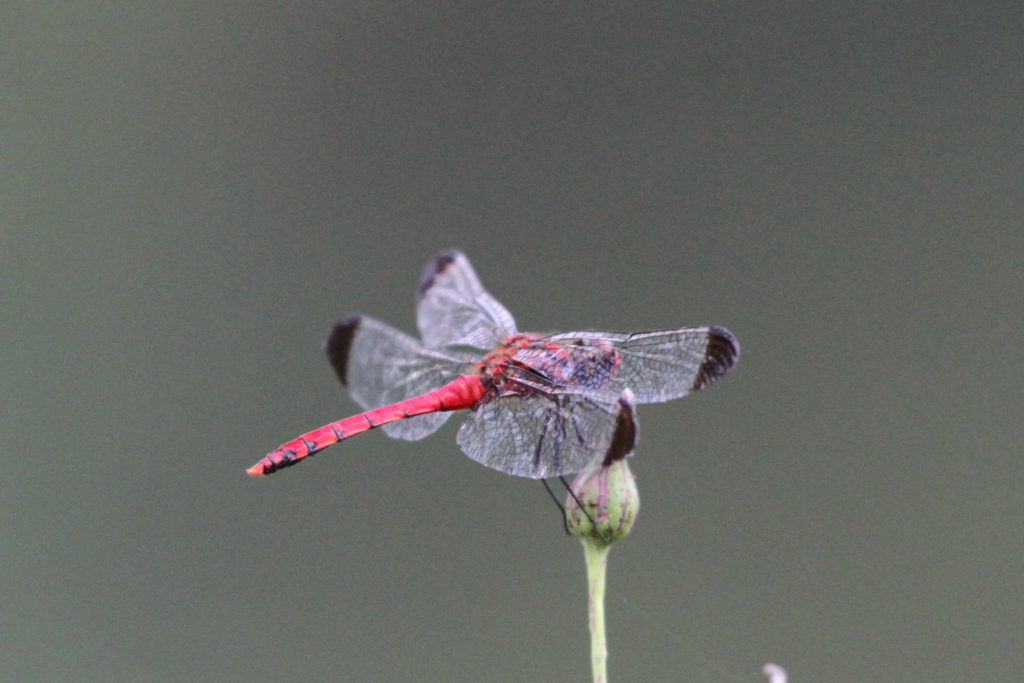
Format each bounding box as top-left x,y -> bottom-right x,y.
566,456 -> 640,544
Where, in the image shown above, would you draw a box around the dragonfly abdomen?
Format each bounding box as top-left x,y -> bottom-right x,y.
247,375 -> 485,476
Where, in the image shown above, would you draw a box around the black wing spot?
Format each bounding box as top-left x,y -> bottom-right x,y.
602,396 -> 638,466
417,249 -> 460,298
691,326 -> 740,392
324,315 -> 361,386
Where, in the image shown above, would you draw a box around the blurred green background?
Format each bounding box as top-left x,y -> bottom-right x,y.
3,3 -> 1021,681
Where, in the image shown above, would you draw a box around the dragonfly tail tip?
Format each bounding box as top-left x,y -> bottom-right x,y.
245,463 -> 266,476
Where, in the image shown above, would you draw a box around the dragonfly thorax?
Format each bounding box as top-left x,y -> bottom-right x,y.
475,334 -> 537,380
476,335 -> 620,394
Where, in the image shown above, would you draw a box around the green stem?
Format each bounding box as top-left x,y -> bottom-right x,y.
583,539 -> 611,683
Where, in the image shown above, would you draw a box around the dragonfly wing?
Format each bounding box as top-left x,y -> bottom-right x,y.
416,250 -> 517,349
545,326 -> 739,404
456,391 -> 629,479
325,316 -> 476,440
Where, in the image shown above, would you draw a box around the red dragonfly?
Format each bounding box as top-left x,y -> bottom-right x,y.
247,251 -> 739,479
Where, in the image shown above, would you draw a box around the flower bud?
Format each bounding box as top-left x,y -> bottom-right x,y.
565,456 -> 640,544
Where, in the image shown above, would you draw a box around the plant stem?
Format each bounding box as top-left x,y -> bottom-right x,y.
583,540 -> 611,683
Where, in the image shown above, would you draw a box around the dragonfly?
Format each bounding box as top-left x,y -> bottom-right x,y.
247,250 -> 739,479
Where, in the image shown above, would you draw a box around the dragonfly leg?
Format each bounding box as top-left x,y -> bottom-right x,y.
549,398 -> 570,474
568,396 -> 617,450
532,408 -> 555,472
558,475 -> 610,544
538,476 -> 608,542
540,478 -> 571,536
569,412 -> 587,447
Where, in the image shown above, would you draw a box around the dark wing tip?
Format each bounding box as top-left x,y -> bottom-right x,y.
324,315 -> 362,386
417,249 -> 462,298
692,326 -> 740,392
602,392 -> 639,466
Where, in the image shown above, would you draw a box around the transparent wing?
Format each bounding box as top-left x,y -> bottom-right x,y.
456,391 -> 625,479
544,326 -> 739,404
324,316 -> 476,440
416,250 -> 517,349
